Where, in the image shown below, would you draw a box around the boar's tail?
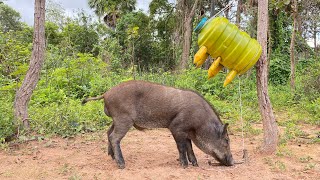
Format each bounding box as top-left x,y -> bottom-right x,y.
82,95 -> 104,105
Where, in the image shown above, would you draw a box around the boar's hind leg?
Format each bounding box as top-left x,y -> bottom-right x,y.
186,139 -> 198,166
109,118 -> 133,169
170,131 -> 189,168
107,123 -> 115,159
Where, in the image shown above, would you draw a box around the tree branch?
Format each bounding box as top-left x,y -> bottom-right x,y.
188,0 -> 199,20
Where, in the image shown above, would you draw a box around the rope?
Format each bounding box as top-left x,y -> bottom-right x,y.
238,75 -> 248,162
206,0 -> 248,166
201,0 -> 236,32
205,76 -> 248,169
211,0 -> 236,18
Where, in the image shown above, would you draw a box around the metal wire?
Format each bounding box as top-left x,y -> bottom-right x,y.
238,75 -> 245,155
212,0 -> 236,18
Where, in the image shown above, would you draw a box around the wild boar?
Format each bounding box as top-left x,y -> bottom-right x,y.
82,80 -> 234,169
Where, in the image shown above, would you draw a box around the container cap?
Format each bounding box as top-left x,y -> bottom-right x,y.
194,17 -> 208,33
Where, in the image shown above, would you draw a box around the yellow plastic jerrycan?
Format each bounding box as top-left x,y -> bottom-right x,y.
194,17 -> 262,87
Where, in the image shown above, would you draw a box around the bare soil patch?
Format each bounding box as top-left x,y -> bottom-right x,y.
0,129 -> 319,180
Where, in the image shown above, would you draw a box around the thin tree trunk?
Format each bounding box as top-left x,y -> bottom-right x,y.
210,0 -> 216,17
267,22 -> 272,77
180,20 -> 192,69
224,0 -> 230,19
246,1 -> 258,78
204,0 -> 216,70
313,24 -> 317,51
290,0 -> 297,90
132,41 -> 135,79
236,0 -> 243,27
14,0 -> 46,129
179,0 -> 199,70
256,0 -> 278,154
297,13 -> 302,35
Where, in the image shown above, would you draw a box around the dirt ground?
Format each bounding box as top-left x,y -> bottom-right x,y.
0,129 -> 319,180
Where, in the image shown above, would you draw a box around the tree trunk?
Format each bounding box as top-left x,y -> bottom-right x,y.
256,0 -> 278,154
246,1 -> 258,78
267,22 -> 272,77
179,0 -> 199,70
290,0 -> 297,90
210,0 -> 216,17
180,20 -> 193,69
313,23 -> 317,51
14,0 -> 46,129
236,0 -> 243,27
224,0 -> 230,19
201,0 -> 216,70
297,13 -> 302,35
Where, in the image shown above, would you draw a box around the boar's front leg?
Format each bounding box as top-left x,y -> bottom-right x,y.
109,117 -> 133,169
186,139 -> 198,166
170,131 -> 189,168
175,139 -> 189,168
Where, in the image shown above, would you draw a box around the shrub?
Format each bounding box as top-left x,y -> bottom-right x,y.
29,99 -> 111,137
0,92 -> 15,142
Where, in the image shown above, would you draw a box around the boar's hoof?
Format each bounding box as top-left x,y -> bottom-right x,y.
108,153 -> 115,160
180,161 -> 188,168
192,162 -> 199,167
118,164 -> 125,169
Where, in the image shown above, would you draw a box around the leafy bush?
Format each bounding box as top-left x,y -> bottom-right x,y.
1,5 -> 318,142
269,54 -> 290,85
0,92 -> 15,142
29,99 -> 111,137
296,60 -> 320,101
269,85 -> 294,108
304,98 -> 320,125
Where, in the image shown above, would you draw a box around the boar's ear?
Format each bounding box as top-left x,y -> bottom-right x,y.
222,123 -> 229,136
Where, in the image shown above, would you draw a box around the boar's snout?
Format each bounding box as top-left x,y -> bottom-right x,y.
226,156 -> 234,166
215,154 -> 234,166
211,153 -> 234,166
222,155 -> 234,166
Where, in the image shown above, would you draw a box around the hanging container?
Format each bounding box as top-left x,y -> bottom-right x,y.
194,17 -> 262,87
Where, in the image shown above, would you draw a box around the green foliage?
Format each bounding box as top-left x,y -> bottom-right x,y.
269,0 -> 291,11
264,157 -> 287,172
29,99 -> 111,137
88,0 -> 136,18
0,1 -> 319,144
269,11 -> 291,85
0,3 -> 22,33
10,24 -> 33,44
0,92 -> 15,142
99,37 -> 129,72
36,53 -> 108,99
149,0 -> 173,15
280,121 -> 306,143
115,12 -> 155,68
46,0 -> 66,27
296,60 -> 320,101
295,60 -> 320,124
61,19 -> 99,55
269,85 -> 294,108
45,22 -> 62,45
269,53 -> 290,85
304,98 -> 320,125
0,30 -> 32,78
149,0 -> 177,69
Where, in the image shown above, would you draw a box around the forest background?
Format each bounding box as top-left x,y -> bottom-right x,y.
0,0 -> 319,149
